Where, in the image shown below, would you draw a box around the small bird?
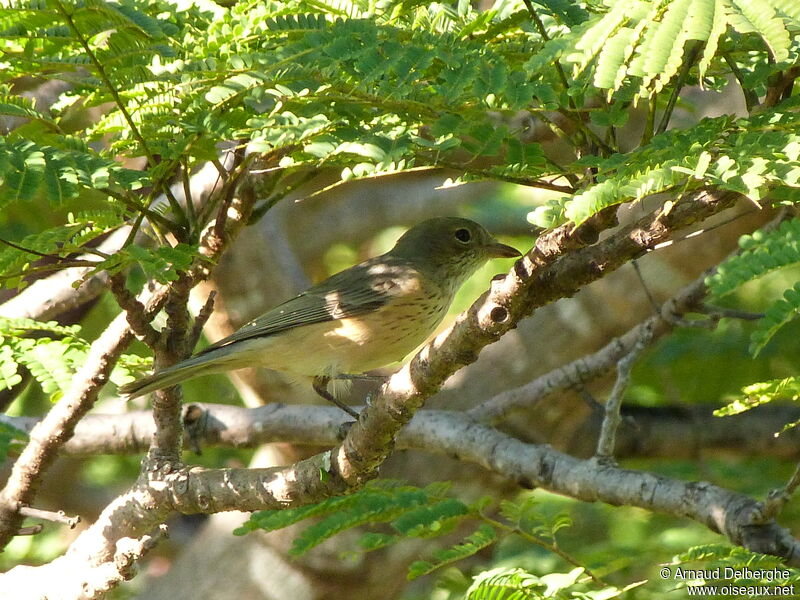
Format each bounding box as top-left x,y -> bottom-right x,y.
119,217 -> 520,417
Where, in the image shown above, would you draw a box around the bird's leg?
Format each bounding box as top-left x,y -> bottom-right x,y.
312,375 -> 360,419
334,374 -> 390,409
336,374 -> 390,383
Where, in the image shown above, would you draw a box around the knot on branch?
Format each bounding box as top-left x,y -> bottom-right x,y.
489,306 -> 509,323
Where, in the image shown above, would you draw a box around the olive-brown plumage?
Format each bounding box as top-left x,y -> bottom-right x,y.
119,217 -> 520,415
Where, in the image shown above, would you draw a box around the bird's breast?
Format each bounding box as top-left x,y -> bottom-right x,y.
323,286 -> 450,372
255,280 -> 451,378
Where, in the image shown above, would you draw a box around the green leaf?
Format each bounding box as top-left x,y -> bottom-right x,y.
122,244 -> 197,284
464,567 -> 546,599
697,0 -> 727,81
534,0 -> 590,27
0,138 -> 145,208
357,532 -> 399,552
290,487 -> 431,555
715,376 -> 800,417
391,498 -> 470,537
408,524 -> 497,579
0,343 -> 22,392
0,317 -> 91,397
640,0 -> 694,93
729,0 -> 791,62
707,219 -> 800,297
750,281 -> 800,355
20,339 -> 85,395
0,421 -> 28,462
234,494 -> 356,536
593,26 -> 637,91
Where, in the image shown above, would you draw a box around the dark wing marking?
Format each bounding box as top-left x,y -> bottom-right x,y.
196,258 -> 411,355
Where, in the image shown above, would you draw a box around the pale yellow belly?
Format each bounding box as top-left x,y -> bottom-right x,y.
238,297 -> 449,378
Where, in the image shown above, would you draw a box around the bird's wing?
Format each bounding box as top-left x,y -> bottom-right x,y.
197,259 -> 415,355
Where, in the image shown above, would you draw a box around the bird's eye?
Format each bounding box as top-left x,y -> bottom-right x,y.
455,228 -> 471,243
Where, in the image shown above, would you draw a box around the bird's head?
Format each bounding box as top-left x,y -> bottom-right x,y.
390,217 -> 521,293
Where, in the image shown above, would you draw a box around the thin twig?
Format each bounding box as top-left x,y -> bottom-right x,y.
121,211 -> 147,250
656,41 -> 702,135
212,145 -> 248,242
631,260 -> 660,314
188,291 -> 216,350
762,66 -> 800,110
723,54 -> 759,114
51,1 -> 155,166
181,160 -> 197,232
249,169 -> 319,223
53,0 -> 189,232
109,274 -> 160,348
211,158 -> 230,181
105,189 -> 179,235
521,0 -> 568,91
434,159 -> 576,193
519,0 -> 617,156
696,305 -> 764,321
759,463 -> 800,522
641,94 -> 657,146
198,147 -> 252,230
480,512 -> 608,587
595,323 -> 654,460
15,525 -> 43,536
18,506 -> 80,528
0,238 -> 96,266
0,261 -> 103,283
559,108 -> 615,155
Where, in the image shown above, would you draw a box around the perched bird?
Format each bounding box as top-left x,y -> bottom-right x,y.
119,217 -> 520,417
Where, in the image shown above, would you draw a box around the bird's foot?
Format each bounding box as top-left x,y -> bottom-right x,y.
337,420 -> 355,440
313,375 -> 360,419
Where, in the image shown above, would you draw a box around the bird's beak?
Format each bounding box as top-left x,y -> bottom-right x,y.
486,240 -> 522,259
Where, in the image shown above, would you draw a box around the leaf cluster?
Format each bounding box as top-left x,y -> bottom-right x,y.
0,316 -> 150,397
235,480 -> 593,587
2,0 -> 799,293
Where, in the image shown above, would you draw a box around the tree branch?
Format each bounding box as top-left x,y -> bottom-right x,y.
468,267 -> 710,424
0,291 -> 168,549
6,402 -> 799,460
238,188 -> 740,504
108,272 -> 159,347
0,186 -> 744,590
0,182 -> 257,550
594,323 -> 653,459
4,406 -> 799,598
0,227 -> 130,321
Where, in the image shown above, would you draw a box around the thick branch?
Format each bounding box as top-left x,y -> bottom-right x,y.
5,402 -> 799,460
3,407 -> 798,599
401,413 -> 800,565
0,187 -> 743,591
0,294 -> 165,548
148,274 -> 193,462
468,268 -> 710,424
322,189 -> 739,487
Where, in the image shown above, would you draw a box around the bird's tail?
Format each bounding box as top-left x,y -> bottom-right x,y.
118,351 -> 229,398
